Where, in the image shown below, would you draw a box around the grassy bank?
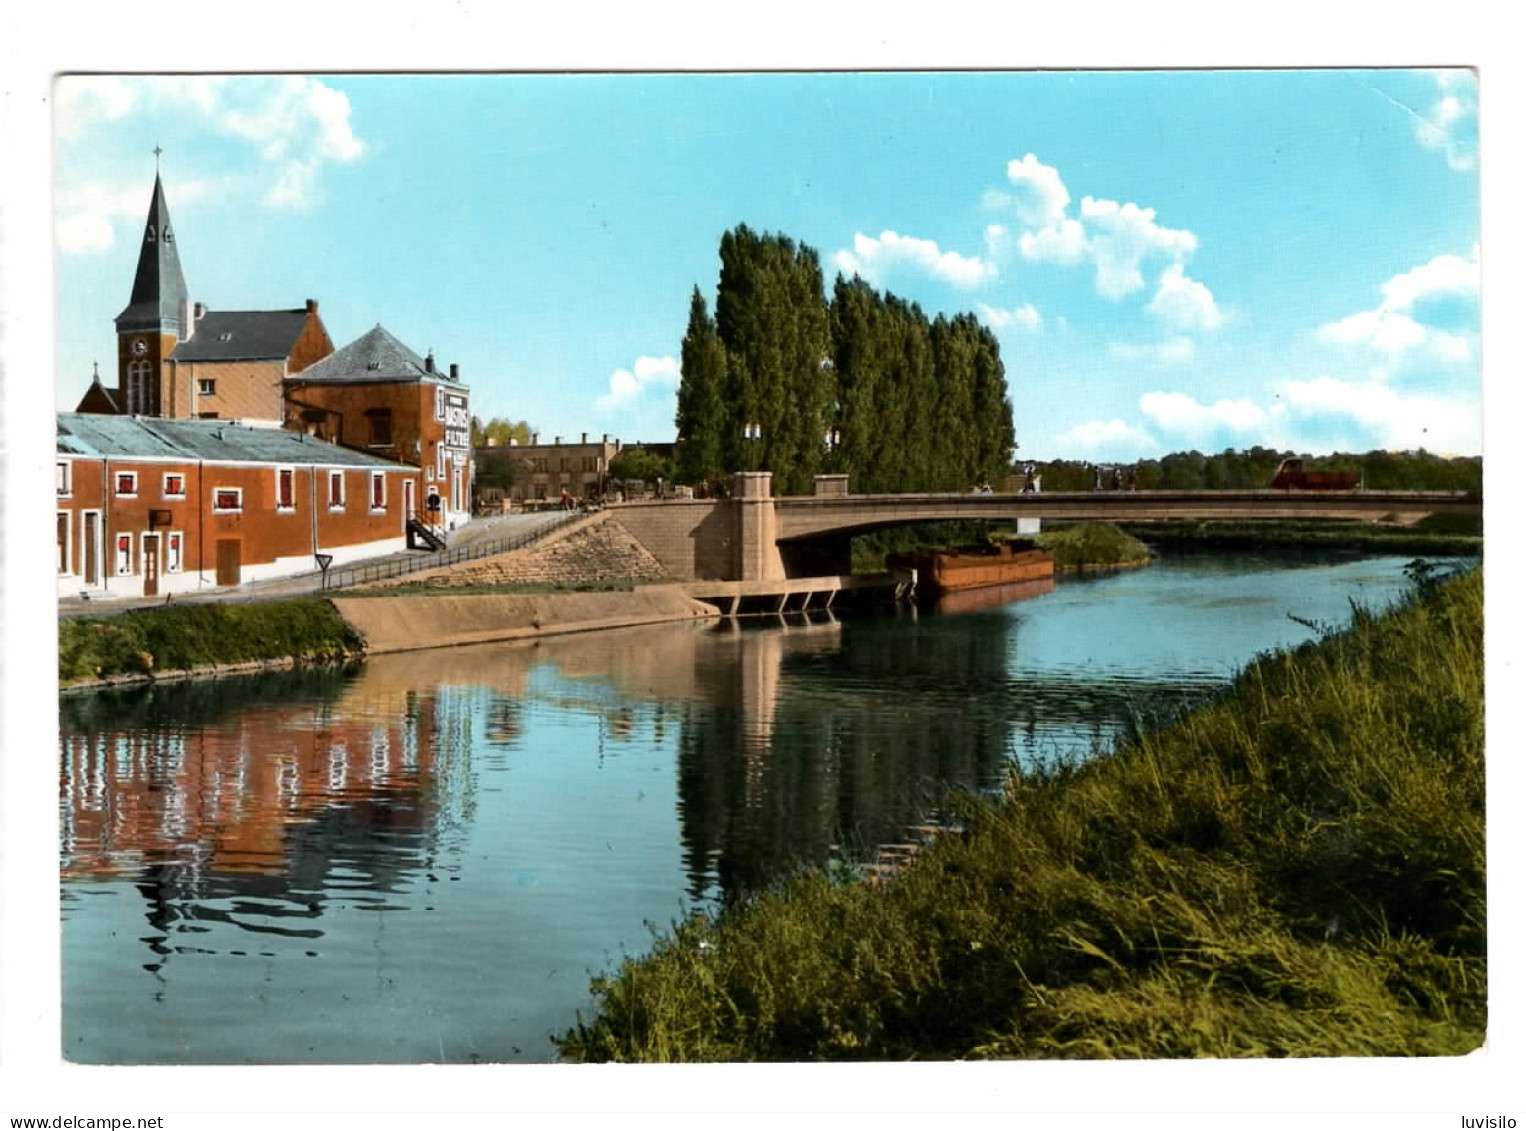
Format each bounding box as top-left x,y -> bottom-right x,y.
1035,521 -> 1153,571
1118,514 -> 1482,556
59,598 -> 364,688
557,565 -> 1484,1061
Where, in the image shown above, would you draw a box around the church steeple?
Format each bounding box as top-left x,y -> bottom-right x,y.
114,165 -> 191,416
115,171 -> 189,336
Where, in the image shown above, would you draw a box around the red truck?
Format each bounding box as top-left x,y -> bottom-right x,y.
1270,458 -> 1360,490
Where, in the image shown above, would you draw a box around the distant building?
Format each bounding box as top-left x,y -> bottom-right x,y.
57,413 -> 420,599
475,432 -> 619,507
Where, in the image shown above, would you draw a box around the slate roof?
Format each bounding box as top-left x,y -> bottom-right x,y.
170,309 -> 313,362
289,324 -> 461,386
57,413 -> 413,469
115,174 -> 190,334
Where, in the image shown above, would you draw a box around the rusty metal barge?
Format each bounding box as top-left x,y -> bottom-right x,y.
888,540 -> 1056,601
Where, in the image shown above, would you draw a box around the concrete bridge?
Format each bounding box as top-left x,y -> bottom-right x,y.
610,471 -> 1481,583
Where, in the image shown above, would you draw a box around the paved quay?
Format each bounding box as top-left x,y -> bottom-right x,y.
57,510 -> 575,619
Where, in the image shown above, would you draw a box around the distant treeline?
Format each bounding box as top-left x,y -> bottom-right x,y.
674,224 -> 1016,496
1031,447 -> 1482,493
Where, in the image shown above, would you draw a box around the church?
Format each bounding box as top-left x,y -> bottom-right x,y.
60,168 -> 475,599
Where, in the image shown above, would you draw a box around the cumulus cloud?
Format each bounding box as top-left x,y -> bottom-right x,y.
977,302 -> 1042,332
596,355 -> 680,412
1317,247 -> 1479,365
1274,375 -> 1480,454
1109,337 -> 1195,365
834,230 -> 998,289
1146,263 -> 1224,332
987,154 -> 1201,301
54,74 -> 368,237
1053,418 -> 1159,458
1414,70 -> 1479,171
1140,391 -> 1266,436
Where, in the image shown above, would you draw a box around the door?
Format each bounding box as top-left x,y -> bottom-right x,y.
403,479 -> 416,523
215,539 -> 241,587
83,513 -> 98,586
142,534 -> 159,597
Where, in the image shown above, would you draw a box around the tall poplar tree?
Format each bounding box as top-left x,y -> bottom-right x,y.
674,287 -> 728,486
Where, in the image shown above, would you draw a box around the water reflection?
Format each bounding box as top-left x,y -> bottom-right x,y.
61,553 -> 1423,1062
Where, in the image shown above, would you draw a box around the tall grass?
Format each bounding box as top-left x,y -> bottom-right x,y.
1035,522 -> 1153,570
557,567 -> 1484,1060
59,599 -> 363,687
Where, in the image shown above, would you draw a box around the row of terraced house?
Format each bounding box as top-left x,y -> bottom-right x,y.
58,171 -> 476,600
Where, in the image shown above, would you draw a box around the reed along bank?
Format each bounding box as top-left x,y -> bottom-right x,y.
558,565 -> 1485,1061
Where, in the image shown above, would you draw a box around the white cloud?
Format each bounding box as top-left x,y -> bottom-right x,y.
54,77 -> 138,141
596,355 -> 680,412
1317,247 -> 1479,365
54,177 -> 214,255
1275,376 -> 1480,454
1140,391 -> 1266,436
1052,418 -> 1159,458
834,230 -> 997,289
1005,153 -> 1071,228
55,75 -> 367,220
1380,247 -> 1480,312
1109,337 -> 1195,365
1415,70 -> 1478,171
1146,264 -> 1223,332
977,303 -> 1042,332
1018,217 -> 1088,266
1080,197 -> 1198,298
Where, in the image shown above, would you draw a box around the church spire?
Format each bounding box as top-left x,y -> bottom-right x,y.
114,167 -> 190,336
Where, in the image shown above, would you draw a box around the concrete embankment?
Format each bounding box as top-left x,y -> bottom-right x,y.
331,586 -> 719,655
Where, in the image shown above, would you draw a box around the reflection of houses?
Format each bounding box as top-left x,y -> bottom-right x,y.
59,677 -> 457,880
66,169 -> 474,590
56,413 -> 420,599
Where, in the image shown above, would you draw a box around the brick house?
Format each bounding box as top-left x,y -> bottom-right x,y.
284,325 -> 473,529
57,413 -> 421,600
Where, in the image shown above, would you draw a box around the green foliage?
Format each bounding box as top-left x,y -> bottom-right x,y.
674,288 -> 729,485
1031,447 -> 1482,494
59,599 -> 363,687
609,446 -> 675,484
557,568 -> 1485,1061
849,521 -> 997,574
470,415 -> 534,450
671,227 -> 1019,496
1116,519 -> 1481,557
1035,522 -> 1153,570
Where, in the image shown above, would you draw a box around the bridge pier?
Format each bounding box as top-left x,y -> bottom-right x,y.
735,472 -> 785,582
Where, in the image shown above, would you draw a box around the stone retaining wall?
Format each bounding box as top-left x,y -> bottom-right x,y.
376,512 -> 670,589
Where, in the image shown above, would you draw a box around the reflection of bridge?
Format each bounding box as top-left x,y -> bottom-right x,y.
612,471 -> 1481,583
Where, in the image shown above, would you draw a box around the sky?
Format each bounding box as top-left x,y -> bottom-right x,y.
53,68 -> 1482,463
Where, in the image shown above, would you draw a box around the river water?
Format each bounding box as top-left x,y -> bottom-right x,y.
60,549 -> 1426,1064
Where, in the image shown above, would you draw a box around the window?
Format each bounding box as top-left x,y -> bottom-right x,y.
328,471 -> 346,509
166,532 -> 183,573
115,471 -> 138,497
126,360 -> 152,415
56,461 -> 71,497
198,378 -> 216,396
434,387 -> 446,422
583,456 -> 600,473
198,412 -> 220,420
57,513 -> 70,575
534,457 -> 549,473
370,472 -> 386,511
163,473 -> 186,498
366,409 -> 392,447
560,457 -> 572,472
212,487 -> 242,512
275,467 -> 295,510
115,534 -> 133,575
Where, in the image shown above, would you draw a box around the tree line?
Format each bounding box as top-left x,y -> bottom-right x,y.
1030,447 -> 1481,493
674,224 -> 1017,496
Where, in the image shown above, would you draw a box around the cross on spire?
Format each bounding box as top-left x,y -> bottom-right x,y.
153,144 -> 163,171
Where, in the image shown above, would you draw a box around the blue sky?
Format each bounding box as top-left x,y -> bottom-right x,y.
54,70 -> 1480,460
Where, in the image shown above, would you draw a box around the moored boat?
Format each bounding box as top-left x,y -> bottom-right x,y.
888,539 -> 1056,599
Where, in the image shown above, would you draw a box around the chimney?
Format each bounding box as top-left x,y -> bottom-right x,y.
449,363 -> 459,381
581,432 -> 587,444
425,352 -> 436,374
531,432 -> 539,445
602,433 -> 608,444
305,299 -> 318,313
180,299 -> 195,342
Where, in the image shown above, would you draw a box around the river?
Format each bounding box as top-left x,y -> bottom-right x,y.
59,548 -> 1429,1064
